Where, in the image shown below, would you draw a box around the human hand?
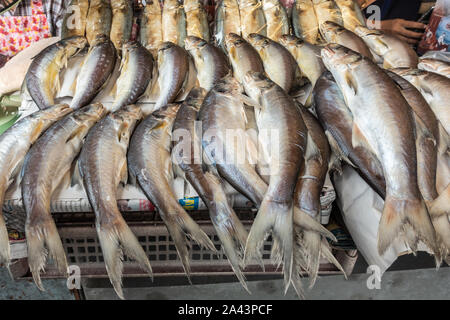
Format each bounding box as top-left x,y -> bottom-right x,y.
380,19 -> 426,44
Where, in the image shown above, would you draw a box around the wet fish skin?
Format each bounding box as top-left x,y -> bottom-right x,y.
334,0 -> 366,32
418,58 -> 450,78
111,41 -> 154,111
79,105 -> 152,300
184,0 -> 210,42
247,33 -> 300,93
320,21 -> 373,60
322,44 -> 438,257
239,0 -> 267,39
86,0 -> 112,46
140,0 -> 163,57
70,34 -> 117,110
61,0 -> 90,38
154,42 -> 190,111
214,0 -> 241,50
23,103 -> 106,291
262,0 -> 289,41
172,88 -> 249,290
0,104 -> 72,268
110,0 -> 133,53
314,71 -> 386,199
225,33 -> 265,84
279,34 -> 325,87
25,36 -> 87,110
162,0 -> 187,47
292,0 -> 319,44
312,0 -> 343,29
243,71 -> 307,292
185,36 -> 231,91
128,104 -> 216,279
355,26 -> 418,69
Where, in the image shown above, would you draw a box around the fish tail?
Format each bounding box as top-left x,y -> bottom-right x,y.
165,209 -> 217,280
291,234 -> 305,300
296,229 -> 321,288
378,197 -> 438,258
245,199 -> 294,293
205,172 -> 249,292
98,217 -> 153,300
320,237 -> 347,279
430,214 -> 450,266
0,212 -> 10,268
294,207 -> 337,242
26,219 -> 68,291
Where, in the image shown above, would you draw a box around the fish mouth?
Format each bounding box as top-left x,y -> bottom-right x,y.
247,33 -> 268,47
159,41 -> 176,52
225,33 -> 244,48
91,34 -> 111,45
184,36 -> 206,51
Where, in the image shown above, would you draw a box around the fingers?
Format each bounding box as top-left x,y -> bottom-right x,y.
401,20 -> 427,30
399,28 -> 424,39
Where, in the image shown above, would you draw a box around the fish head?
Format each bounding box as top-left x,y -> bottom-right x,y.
320,21 -> 344,43
91,34 -> 112,47
354,26 -> 388,55
122,41 -> 143,55
111,105 -> 143,144
247,33 -> 271,51
28,104 -> 72,142
242,71 -> 274,103
279,34 -> 303,48
185,36 -> 207,52
62,36 -> 88,55
73,103 -> 108,126
214,75 -> 244,96
225,33 -> 246,52
185,87 -> 208,108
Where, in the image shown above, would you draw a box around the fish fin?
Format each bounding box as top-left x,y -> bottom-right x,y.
26,217 -> 68,291
0,211 -> 10,268
293,206 -> 337,242
320,236 -> 347,278
97,216 -> 153,300
295,228 -> 321,288
430,214 -> 450,266
204,172 -> 250,292
163,207 -> 217,280
344,71 -> 358,95
291,230 -> 306,299
119,161 -> 128,186
70,159 -> 83,188
244,199 -> 294,293
430,185 -> 450,218
325,131 -> 354,168
305,132 -> 322,165
239,94 -> 261,109
378,197 -> 439,259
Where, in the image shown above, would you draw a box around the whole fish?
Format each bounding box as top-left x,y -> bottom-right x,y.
279,34 -> 325,87
0,105 -> 71,268
25,36 -> 87,110
292,0 -> 319,44
225,33 -> 264,84
386,70 -> 450,260
243,72 -> 307,292
110,0 -> 133,53
247,33 -> 300,93
239,0 -> 267,39
322,44 -> 438,257
79,105 -> 152,300
185,36 -> 231,91
262,0 -> 290,41
140,0 -> 163,57
355,26 -> 418,69
312,0 -> 343,30
214,0 -> 241,50
172,88 -> 248,290
86,0 -> 112,46
23,103 -> 106,290
392,68 -> 450,137
320,21 -> 373,60
162,0 -> 187,47
153,42 -> 190,110
334,0 -> 366,32
61,0 -> 90,38
184,0 -> 210,42
293,105 -> 344,287
111,41 -> 154,111
128,104 -> 216,279
70,34 -> 117,110
314,71 -> 386,199
418,58 -> 450,78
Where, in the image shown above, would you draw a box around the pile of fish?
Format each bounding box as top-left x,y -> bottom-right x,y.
0,0 -> 449,300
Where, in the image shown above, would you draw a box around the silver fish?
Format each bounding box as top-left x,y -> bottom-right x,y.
70,34 -> 117,110
23,103 -> 106,290
162,0 -> 187,47
86,0 -> 112,46
292,0 -> 320,44
0,104 -> 72,268
79,105 -> 152,300
334,0 -> 366,32
140,0 -> 163,57
239,0 -> 267,39
128,104 -> 216,279
184,0 -> 210,42
25,36 -> 87,110
262,0 -> 289,41
110,0 -> 133,53
214,0 -> 241,50
418,58 -> 450,79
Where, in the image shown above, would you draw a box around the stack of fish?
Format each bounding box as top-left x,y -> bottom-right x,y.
1,0 -> 448,300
